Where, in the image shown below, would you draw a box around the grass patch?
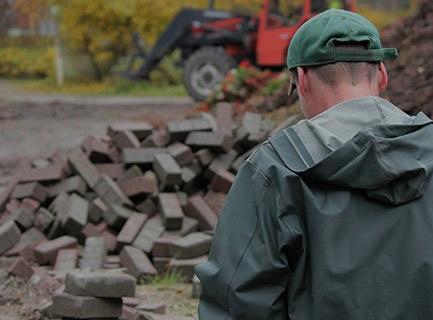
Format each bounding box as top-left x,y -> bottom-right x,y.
147,270 -> 188,286
9,77 -> 187,97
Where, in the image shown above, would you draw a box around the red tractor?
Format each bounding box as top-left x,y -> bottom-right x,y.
127,0 -> 356,101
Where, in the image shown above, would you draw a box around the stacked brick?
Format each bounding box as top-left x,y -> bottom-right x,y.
0,105 -> 277,285
382,0 -> 433,117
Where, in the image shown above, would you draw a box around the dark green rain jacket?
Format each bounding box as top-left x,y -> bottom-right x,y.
196,96 -> 433,320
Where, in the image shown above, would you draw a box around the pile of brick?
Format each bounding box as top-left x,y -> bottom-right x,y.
49,271 -> 135,319
382,0 -> 433,117
0,103 -> 282,288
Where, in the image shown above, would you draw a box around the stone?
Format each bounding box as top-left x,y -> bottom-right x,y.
158,193 -> 184,230
65,271 -> 135,298
51,293 -> 122,319
79,237 -> 107,269
0,221 -> 21,255
170,232 -> 213,259
120,246 -> 157,279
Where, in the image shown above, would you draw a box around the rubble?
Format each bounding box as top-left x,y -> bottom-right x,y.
382,0 -> 433,117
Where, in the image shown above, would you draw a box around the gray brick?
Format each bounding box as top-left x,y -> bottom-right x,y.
0,221 -> 21,255
120,246 -> 157,279
117,213 -> 148,248
7,206 -> 34,230
88,198 -> 107,223
51,293 -> 122,319
94,174 -> 133,208
158,193 -> 184,231
117,172 -> 158,202
34,235 -> 77,265
19,165 -> 66,184
167,118 -> 213,141
122,148 -> 167,170
185,131 -> 233,153
112,130 -> 141,149
65,271 -> 136,298
48,176 -> 87,198
170,232 -> 213,259
81,136 -> 112,163
61,194 -> 88,239
167,142 -> 194,166
103,204 -> 135,230
68,147 -> 101,188
54,248 -> 78,271
195,149 -> 214,166
34,207 -> 54,232
215,102 -> 233,137
79,237 -> 107,269
132,215 -> 164,253
153,154 -> 182,188
12,182 -> 48,203
108,122 -> 153,140
117,165 -> 143,183
184,196 -> 217,231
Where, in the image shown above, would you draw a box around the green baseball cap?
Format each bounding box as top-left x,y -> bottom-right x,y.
287,9 -> 398,69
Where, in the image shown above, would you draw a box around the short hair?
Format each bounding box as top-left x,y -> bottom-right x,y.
290,43 -> 379,86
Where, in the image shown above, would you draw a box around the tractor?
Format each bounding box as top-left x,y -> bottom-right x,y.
126,0 -> 356,101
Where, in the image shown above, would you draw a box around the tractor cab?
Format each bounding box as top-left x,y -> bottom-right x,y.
257,0 -> 356,66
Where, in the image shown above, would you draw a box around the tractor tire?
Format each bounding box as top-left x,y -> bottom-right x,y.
183,47 -> 236,101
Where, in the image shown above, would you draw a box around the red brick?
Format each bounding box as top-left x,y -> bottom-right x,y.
8,257 -> 34,280
117,213 -> 148,249
34,236 -> 77,265
101,230 -> 117,253
203,191 -> 226,216
118,173 -> 157,202
81,222 -> 107,238
152,236 -> 180,258
204,149 -> 238,180
216,102 -> 233,137
210,168 -> 235,194
170,232 -> 212,259
112,130 -> 141,149
5,227 -> 46,257
122,305 -> 138,320
21,198 -> 40,211
54,248 -> 78,271
184,196 -> 217,231
120,246 -> 157,279
167,142 -> 194,166
68,147 -> 101,188
12,182 -> 48,203
19,165 -> 66,184
141,127 -> 170,147
108,122 -> 153,141
158,193 -> 184,231
95,163 -> 125,179
81,136 -> 112,163
5,198 -> 21,214
117,165 -> 143,183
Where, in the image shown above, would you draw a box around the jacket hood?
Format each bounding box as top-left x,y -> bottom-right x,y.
270,97 -> 433,205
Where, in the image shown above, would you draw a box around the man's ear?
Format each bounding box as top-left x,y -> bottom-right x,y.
297,67 -> 309,97
378,62 -> 388,92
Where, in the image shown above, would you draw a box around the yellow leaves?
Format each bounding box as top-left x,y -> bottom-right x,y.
0,47 -> 55,78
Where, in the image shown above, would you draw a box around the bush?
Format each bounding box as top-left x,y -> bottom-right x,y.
0,46 -> 55,78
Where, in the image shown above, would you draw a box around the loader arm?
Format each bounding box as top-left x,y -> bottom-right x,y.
134,8 -> 234,79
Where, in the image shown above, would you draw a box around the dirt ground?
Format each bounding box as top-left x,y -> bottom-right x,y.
0,81 -> 194,179
0,81 -> 198,319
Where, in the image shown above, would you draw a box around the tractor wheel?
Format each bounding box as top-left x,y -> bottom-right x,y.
183,47 -> 236,101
